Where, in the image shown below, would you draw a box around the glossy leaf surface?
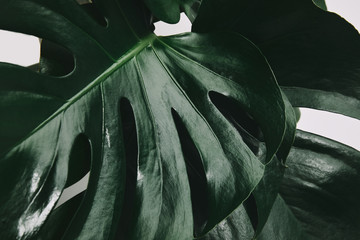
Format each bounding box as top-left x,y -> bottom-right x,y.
207,194 -> 311,240
0,0 -> 295,239
253,130 -> 360,240
34,192 -> 86,240
193,0 -> 360,119
193,1 -> 360,235
201,129 -> 360,239
199,204 -> 255,240
280,130 -> 360,239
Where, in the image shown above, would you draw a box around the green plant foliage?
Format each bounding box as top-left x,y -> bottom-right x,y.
201,130 -> 360,239
0,0 -> 296,239
193,0 -> 360,238
280,130 -> 360,239
313,0 -> 327,10
193,0 -> 360,120
0,0 -> 359,239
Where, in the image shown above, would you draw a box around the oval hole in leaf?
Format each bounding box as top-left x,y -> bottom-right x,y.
55,173 -> 89,208
171,109 -> 208,237
0,30 -> 40,67
38,39 -> 75,77
65,134 -> 92,188
154,13 -> 191,36
115,98 -> 138,239
209,91 -> 265,158
243,193 -> 258,230
56,134 -> 91,208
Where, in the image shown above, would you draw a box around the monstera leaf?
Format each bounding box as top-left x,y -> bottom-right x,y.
201,194 -> 312,240
279,130 -> 360,240
193,0 -> 360,237
0,0 -> 297,239
205,129 -> 360,240
193,0 -> 360,120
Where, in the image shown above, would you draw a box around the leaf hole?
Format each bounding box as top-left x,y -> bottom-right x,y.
209,91 -> 265,157
55,134 -> 91,208
0,30 -> 40,67
38,39 -> 75,77
115,98 -> 139,239
171,109 -> 208,237
78,1 -> 108,27
154,13 -> 191,36
243,193 -> 259,230
55,172 -> 89,209
65,134 -> 92,188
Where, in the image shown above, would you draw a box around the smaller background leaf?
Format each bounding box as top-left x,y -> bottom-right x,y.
280,130 -> 360,239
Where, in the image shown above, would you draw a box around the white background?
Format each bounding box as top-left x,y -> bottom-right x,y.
0,0 -> 359,206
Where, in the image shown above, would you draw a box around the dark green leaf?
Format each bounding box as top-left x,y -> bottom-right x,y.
313,0 -> 327,10
201,129 -> 360,240
205,91 -> 296,237
199,194 -> 311,240
0,0 -> 294,238
280,130 -> 360,239
293,108 -> 301,122
193,2 -> 360,235
193,0 -> 360,120
199,204 -> 255,240
166,33 -> 297,236
257,195 -> 312,240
